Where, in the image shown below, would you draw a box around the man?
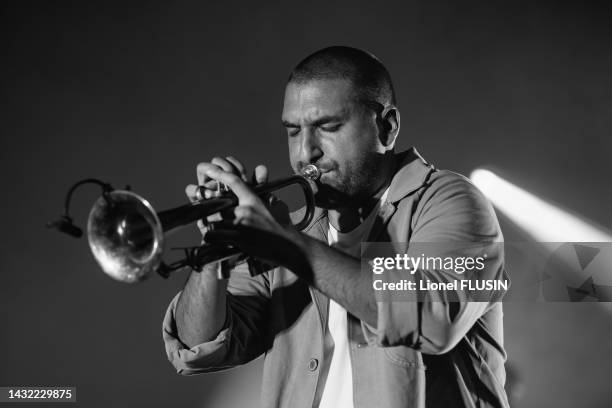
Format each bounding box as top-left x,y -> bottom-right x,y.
163,46 -> 509,408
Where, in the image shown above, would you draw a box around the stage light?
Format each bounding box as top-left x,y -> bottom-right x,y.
470,169 -> 612,242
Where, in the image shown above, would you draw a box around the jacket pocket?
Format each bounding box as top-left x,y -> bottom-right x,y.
383,346 -> 426,369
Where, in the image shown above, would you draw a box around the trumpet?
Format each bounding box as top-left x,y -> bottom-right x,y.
48,165 -> 321,283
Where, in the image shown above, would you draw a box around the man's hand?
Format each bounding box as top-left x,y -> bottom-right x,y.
185,157 -> 302,277
184,156 -> 272,238
196,160 -> 290,240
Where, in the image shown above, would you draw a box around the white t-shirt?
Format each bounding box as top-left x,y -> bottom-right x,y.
318,188 -> 389,408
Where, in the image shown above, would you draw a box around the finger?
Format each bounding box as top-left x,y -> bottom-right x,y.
207,212 -> 223,223
198,214 -> 227,231
211,157 -> 242,194
211,156 -> 241,177
234,205 -> 258,224
196,219 -> 208,235
185,184 -> 200,203
202,180 -> 220,189
187,183 -> 219,201
253,164 -> 269,185
198,212 -> 223,227
203,166 -> 263,207
197,162 -> 224,186
268,198 -> 292,226
225,156 -> 248,181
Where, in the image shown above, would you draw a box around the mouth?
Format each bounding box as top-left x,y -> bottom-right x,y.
317,169 -> 339,185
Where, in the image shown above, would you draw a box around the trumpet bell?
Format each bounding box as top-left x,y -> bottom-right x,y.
87,190 -> 164,283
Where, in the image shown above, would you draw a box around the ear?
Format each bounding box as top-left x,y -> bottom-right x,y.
377,106 -> 400,150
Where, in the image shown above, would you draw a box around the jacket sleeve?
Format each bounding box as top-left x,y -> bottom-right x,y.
371,172 -> 507,354
163,261 -> 271,375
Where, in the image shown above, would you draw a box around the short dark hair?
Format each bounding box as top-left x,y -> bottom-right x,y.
288,46 -> 397,109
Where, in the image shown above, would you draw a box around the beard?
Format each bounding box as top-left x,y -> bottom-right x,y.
314,151 -> 387,209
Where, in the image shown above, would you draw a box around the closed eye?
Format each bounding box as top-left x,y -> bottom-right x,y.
320,123 -> 342,132
285,126 -> 300,137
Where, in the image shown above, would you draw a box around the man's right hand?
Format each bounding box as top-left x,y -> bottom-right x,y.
184,156 -> 270,238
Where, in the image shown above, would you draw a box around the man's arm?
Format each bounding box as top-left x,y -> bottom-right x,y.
174,264 -> 228,348
163,259 -> 271,375
288,173 -> 505,354
163,157 -> 272,374
201,166 -> 505,355
286,229 -> 378,326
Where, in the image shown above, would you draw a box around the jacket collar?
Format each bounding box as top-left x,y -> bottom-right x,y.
385,147 -> 435,203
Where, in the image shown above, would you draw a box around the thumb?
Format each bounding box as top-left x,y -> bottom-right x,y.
253,165 -> 269,185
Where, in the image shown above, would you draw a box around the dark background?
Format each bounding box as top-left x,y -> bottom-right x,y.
2,1 -> 611,407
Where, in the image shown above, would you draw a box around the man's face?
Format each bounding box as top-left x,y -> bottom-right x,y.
282,79 -> 387,208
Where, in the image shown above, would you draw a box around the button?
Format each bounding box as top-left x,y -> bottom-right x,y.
308,358 -> 319,371
356,342 -> 368,348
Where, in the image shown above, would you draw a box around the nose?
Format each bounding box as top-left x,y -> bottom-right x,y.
299,128 -> 323,165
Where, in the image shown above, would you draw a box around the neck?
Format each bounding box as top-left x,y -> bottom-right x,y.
328,155 -> 397,232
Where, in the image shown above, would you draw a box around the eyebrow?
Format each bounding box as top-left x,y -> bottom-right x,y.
282,114 -> 345,128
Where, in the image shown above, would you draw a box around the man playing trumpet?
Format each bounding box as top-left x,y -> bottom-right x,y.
163,46 -> 509,408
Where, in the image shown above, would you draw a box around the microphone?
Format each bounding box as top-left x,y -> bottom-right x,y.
47,215 -> 83,238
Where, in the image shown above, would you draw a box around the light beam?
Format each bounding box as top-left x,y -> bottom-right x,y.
470,169 -> 612,242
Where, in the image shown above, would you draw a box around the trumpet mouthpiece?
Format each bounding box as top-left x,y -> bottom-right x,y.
301,164 -> 321,181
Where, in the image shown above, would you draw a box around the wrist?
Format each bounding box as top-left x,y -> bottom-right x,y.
281,226 -> 325,284
283,226 -> 312,258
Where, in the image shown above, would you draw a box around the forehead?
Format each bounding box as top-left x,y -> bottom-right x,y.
282,79 -> 357,123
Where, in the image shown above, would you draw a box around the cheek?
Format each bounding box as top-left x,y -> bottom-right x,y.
287,139 -> 299,168
335,124 -> 378,160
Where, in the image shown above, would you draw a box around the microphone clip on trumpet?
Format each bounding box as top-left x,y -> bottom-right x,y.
47,165 -> 321,283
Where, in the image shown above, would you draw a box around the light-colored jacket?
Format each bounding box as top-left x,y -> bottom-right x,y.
163,148 -> 510,408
